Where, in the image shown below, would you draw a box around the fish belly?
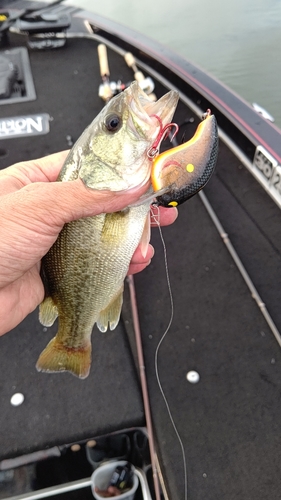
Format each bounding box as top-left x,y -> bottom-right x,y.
37,203 -> 150,378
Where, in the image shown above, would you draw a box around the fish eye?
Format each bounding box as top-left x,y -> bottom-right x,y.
104,114 -> 122,132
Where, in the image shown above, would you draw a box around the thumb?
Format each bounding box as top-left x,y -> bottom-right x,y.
19,177 -> 151,230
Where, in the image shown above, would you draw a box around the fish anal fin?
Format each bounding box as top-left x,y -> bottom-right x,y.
97,287 -> 124,333
36,337 -> 92,379
39,297 -> 58,327
139,212 -> 151,258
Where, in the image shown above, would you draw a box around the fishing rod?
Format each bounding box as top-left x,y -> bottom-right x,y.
97,43 -> 124,102
127,275 -> 163,500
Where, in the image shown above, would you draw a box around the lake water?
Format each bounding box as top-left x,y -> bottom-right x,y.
66,0 -> 281,128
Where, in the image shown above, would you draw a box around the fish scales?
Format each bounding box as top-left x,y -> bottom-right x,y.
42,206 -> 148,341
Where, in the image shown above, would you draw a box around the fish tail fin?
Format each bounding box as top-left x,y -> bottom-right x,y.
36,337 -> 92,379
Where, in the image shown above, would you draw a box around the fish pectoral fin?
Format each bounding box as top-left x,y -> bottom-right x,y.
139,212 -> 151,258
39,297 -> 59,327
97,287 -> 124,333
36,337 -> 92,379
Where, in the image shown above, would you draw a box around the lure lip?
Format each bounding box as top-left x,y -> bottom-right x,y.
127,185 -> 169,208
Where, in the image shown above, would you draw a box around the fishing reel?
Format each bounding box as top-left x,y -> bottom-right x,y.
97,44 -> 156,102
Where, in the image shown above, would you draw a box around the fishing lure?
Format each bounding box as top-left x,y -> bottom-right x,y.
151,110 -> 218,207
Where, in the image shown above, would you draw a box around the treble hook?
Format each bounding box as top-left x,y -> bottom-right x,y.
147,114 -> 179,159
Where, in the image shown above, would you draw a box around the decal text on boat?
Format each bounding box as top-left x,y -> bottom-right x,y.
253,146 -> 281,207
0,114 -> 50,139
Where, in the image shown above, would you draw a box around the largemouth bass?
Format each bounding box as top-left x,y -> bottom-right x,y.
36,81 -> 179,379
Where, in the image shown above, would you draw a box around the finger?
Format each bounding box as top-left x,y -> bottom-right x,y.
128,260 -> 151,275
0,267 -> 44,335
128,244 -> 154,275
150,205 -> 178,227
131,243 -> 154,265
0,151 -> 69,195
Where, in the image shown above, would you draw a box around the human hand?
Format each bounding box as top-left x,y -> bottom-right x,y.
0,151 -> 177,334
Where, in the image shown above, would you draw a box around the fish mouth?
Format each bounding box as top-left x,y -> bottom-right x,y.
109,81 -> 179,193
129,81 -> 179,139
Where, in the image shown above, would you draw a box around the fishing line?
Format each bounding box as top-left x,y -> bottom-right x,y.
151,206 -> 188,500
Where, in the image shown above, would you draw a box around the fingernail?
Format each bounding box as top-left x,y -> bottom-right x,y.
148,244 -> 155,258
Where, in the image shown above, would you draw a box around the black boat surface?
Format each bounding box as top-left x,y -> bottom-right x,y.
1,2 -> 281,500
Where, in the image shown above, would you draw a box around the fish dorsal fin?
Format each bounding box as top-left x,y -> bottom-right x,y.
97,286 -> 124,332
39,297 -> 59,327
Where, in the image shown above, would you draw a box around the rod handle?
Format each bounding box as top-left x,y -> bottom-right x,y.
135,70 -> 146,82
98,44 -> 110,77
124,51 -> 136,69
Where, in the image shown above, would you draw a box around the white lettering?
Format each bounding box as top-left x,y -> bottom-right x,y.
0,115 -> 47,138
15,119 -> 27,131
26,117 -> 43,133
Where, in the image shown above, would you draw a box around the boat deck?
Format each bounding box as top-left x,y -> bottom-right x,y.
1,25 -> 281,500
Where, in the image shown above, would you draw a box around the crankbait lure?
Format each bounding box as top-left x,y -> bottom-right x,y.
151,110 -> 218,207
